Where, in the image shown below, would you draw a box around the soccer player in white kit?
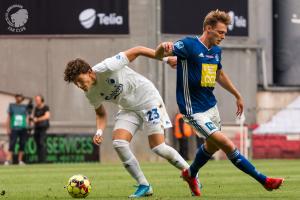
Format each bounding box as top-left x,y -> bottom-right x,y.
64,46 -> 190,198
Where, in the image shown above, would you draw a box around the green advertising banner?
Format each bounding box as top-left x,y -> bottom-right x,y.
13,133 -> 99,163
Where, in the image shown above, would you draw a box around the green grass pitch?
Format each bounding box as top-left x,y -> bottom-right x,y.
0,160 -> 299,200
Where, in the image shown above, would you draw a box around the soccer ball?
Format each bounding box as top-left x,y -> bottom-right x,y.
66,174 -> 91,198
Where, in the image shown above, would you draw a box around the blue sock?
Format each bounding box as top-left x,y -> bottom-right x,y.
228,149 -> 267,185
189,144 -> 212,177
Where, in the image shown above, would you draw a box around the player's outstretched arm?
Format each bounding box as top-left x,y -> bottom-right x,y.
155,42 -> 174,60
124,46 -> 159,62
93,104 -> 107,145
216,69 -> 244,117
122,45 -> 177,68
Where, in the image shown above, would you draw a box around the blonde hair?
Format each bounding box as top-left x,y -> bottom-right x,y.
203,9 -> 231,29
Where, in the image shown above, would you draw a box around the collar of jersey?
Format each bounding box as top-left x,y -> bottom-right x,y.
196,36 -> 211,51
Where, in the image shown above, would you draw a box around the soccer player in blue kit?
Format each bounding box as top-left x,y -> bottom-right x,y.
155,10 -> 284,196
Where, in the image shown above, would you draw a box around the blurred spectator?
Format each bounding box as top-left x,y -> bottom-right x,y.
33,95 -> 50,163
5,94 -> 28,165
174,113 -> 193,160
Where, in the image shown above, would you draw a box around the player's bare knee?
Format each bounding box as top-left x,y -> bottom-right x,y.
209,131 -> 235,154
112,129 -> 133,141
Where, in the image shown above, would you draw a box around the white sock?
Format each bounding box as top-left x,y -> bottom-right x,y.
113,140 -> 149,186
151,142 -> 190,170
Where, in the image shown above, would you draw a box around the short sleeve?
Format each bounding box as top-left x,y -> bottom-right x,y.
92,52 -> 130,73
85,90 -> 103,110
173,38 -> 190,59
90,100 -> 102,110
217,51 -> 222,70
44,105 -> 50,112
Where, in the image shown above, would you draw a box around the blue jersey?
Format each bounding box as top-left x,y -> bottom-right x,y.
173,36 -> 222,115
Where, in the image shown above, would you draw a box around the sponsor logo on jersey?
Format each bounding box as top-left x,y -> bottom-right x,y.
174,41 -> 184,49
215,54 -> 219,62
106,78 -> 116,85
201,64 -> 218,87
205,55 -> 214,59
105,84 -> 123,100
115,54 -> 121,60
198,53 -> 204,57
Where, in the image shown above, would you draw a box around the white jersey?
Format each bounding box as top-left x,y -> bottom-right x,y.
85,52 -> 163,111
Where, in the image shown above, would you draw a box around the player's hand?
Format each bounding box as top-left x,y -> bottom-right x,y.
33,117 -> 38,123
93,135 -> 103,145
236,97 -> 244,117
167,56 -> 177,69
162,42 -> 174,55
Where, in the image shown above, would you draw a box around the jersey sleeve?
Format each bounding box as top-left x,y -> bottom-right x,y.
44,105 -> 50,112
91,100 -> 102,109
92,52 -> 130,72
85,93 -> 103,109
91,101 -> 102,109
172,37 -> 190,59
217,50 -> 223,70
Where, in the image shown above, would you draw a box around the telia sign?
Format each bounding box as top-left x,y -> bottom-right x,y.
79,9 -> 124,29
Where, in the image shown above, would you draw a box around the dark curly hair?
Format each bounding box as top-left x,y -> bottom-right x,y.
64,58 -> 91,83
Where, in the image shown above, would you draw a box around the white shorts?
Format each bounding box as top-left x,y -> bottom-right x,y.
183,105 -> 221,138
113,103 -> 172,136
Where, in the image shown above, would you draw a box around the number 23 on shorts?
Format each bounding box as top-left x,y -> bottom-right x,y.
146,108 -> 160,122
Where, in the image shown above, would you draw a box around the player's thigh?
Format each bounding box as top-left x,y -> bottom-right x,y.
143,106 -> 172,149
209,105 -> 222,131
183,113 -> 219,138
112,129 -> 133,142
145,124 -> 165,149
141,103 -> 171,149
141,102 -> 172,133
113,110 -> 141,142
